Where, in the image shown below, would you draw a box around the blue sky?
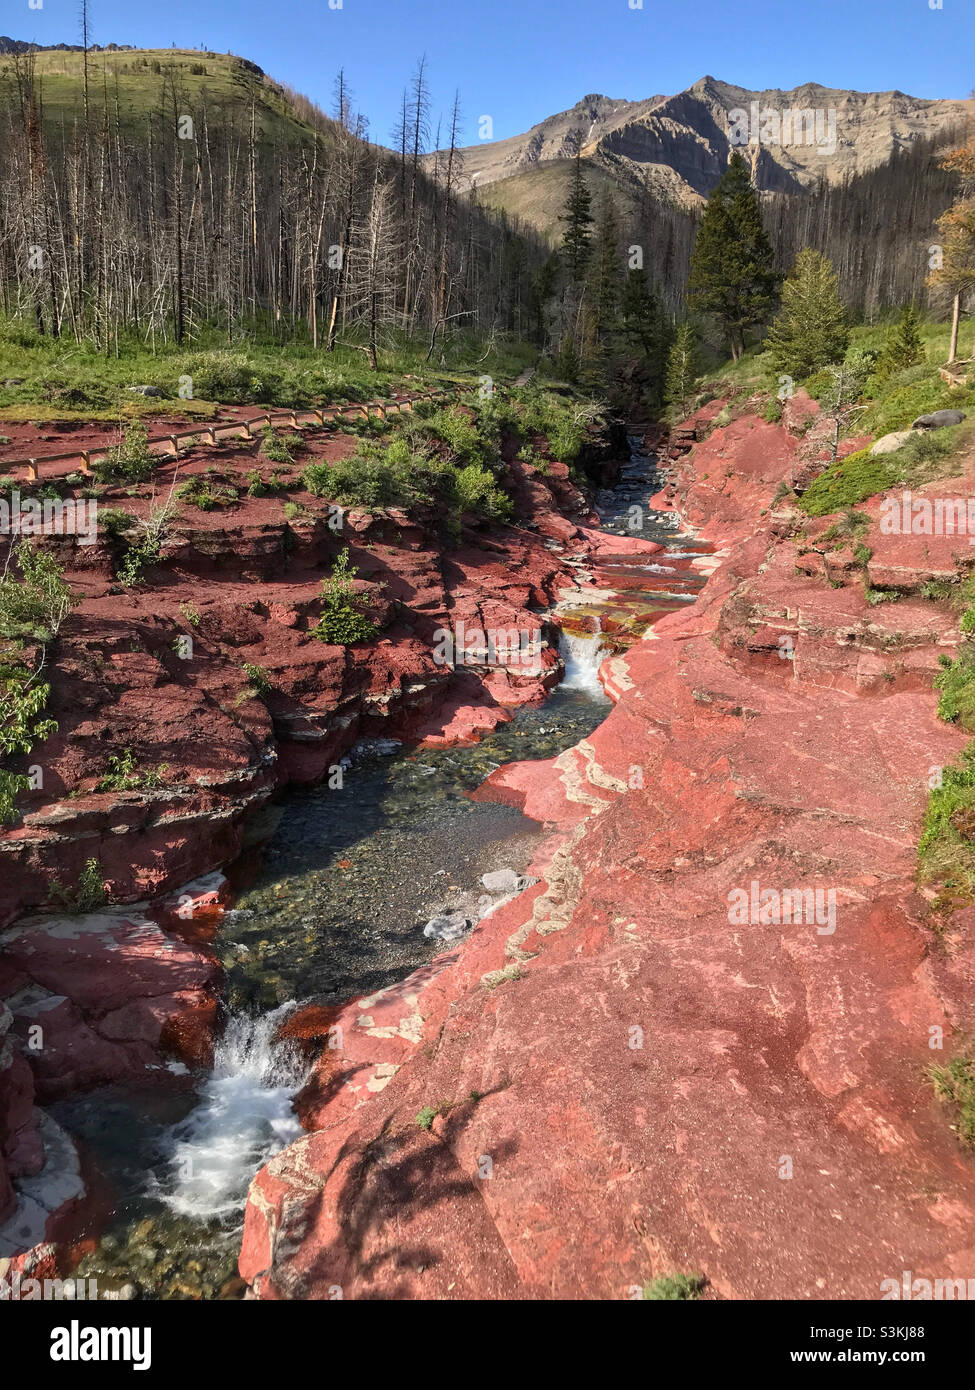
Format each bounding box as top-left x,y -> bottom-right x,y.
16,0 -> 975,147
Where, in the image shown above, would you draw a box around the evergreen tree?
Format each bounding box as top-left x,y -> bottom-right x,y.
664,322 -> 699,415
687,152 -> 778,360
531,251 -> 560,346
873,304 -> 925,379
764,249 -> 849,380
560,141 -> 593,286
620,267 -> 672,405
590,193 -> 623,347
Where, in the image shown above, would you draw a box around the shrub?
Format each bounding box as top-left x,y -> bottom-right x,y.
0,659 -> 57,823
260,427 -> 304,464
93,419 -> 156,484
51,857 -> 107,913
242,662 -> 272,694
98,508 -> 134,540
454,463 -> 513,522
642,1273 -> 705,1300
763,398 -> 783,423
36,368 -> 110,412
95,748 -> 142,792
0,542 -> 77,639
179,351 -> 282,405
176,474 -> 238,510
310,549 -> 379,645
424,407 -> 488,465
801,368 -> 833,400
245,467 -> 289,497
304,437 -> 449,511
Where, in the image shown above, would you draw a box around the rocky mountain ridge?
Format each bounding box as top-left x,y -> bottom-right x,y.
446,75 -> 968,207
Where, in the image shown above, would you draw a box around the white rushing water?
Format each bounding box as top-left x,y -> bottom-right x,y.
158,1003 -> 310,1222
558,624 -> 611,700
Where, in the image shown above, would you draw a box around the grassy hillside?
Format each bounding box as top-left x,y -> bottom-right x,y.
0,47 -> 320,145
479,159 -> 635,245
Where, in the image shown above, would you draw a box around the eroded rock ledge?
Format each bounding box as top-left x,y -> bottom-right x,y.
240,398 -> 975,1300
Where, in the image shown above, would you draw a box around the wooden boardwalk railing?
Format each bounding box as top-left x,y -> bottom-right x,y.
4,385 -> 465,483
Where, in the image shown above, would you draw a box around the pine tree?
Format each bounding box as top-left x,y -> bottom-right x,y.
873,304 -> 925,380
530,251 -> 560,346
590,192 -> 623,347
620,268 -> 672,405
664,323 -> 698,415
560,140 -> 593,286
764,249 -> 849,380
687,152 -> 778,360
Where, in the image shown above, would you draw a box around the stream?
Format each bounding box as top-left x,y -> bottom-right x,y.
56,433 -> 711,1299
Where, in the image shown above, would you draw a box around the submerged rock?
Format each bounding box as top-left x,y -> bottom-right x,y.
421,911 -> 472,942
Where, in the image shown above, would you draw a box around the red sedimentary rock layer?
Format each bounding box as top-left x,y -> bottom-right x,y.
240,395 -> 975,1300
0,414 -> 611,1252
0,430 -> 602,929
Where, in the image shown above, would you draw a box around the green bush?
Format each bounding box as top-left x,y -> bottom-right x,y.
454,463 -> 513,522
176,474 -> 239,510
260,427 -> 304,464
51,857 -> 107,913
801,369 -> 833,400
116,535 -> 161,586
245,467 -> 289,497
242,662 -> 272,694
93,419 -> 156,484
0,659 -> 57,823
0,542 -> 77,639
179,351 -> 282,404
310,549 -> 379,645
424,406 -> 489,465
98,508 -> 135,540
642,1273 -> 705,1300
303,437 -> 449,511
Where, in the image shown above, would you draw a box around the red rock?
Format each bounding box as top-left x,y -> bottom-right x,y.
240,406 -> 975,1301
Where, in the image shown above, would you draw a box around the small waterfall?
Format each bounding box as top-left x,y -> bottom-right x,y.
558,622 -> 610,700
157,1003 -> 309,1222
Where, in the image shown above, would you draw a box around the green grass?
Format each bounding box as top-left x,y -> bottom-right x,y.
918,740 -> 975,896
930,1053 -> 975,1148
797,420 -> 971,518
0,49 -> 320,148
0,318 -> 538,419
797,448 -> 900,516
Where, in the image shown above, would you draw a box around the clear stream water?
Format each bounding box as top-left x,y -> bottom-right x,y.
55,437 -> 710,1299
